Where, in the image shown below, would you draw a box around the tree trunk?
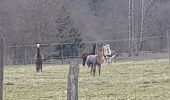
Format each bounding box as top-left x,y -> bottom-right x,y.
139,0 -> 144,52
129,0 -> 136,57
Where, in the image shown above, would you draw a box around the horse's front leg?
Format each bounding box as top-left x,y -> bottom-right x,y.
88,64 -> 91,73
36,65 -> 38,72
93,64 -> 96,76
90,64 -> 93,75
98,64 -> 101,75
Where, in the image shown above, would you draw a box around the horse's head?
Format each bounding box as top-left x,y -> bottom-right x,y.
36,43 -> 41,48
103,44 -> 111,56
36,43 -> 42,58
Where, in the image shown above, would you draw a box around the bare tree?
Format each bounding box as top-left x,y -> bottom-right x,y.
129,0 -> 137,56
139,0 -> 156,51
1,0 -> 170,56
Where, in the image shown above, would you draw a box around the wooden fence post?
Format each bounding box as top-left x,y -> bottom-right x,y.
67,62 -> 79,100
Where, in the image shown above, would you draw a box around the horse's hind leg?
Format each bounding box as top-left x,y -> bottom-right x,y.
82,58 -> 86,66
38,65 -> 40,72
108,58 -> 111,66
88,64 -> 91,71
37,64 -> 41,72
106,58 -> 109,65
40,65 -> 42,72
40,63 -> 42,72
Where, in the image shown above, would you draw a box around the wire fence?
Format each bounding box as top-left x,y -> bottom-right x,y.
3,35 -> 169,66
1,34 -> 170,99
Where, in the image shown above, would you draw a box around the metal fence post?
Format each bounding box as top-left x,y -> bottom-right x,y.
61,44 -> 64,64
69,44 -> 71,58
0,37 -> 4,100
167,29 -> 170,67
16,46 -> 19,65
78,43 -> 80,63
25,44 -> 27,65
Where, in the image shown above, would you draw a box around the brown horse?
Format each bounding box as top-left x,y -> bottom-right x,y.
35,43 -> 43,72
81,44 -> 96,66
85,43 -> 104,76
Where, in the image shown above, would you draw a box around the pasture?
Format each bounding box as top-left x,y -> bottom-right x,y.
4,59 -> 170,100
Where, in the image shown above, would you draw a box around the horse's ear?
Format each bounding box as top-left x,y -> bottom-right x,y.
98,43 -> 103,47
97,42 -> 102,46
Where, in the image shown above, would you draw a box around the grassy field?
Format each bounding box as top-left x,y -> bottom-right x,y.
3,59 -> 170,100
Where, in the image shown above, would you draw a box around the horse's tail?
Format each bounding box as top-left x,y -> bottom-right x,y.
81,52 -> 87,66
82,57 -> 86,66
92,44 -> 96,55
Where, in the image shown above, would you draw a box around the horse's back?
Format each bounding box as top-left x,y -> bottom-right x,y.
86,55 -> 97,65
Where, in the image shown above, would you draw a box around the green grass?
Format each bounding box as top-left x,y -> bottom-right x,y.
4,59 -> 170,100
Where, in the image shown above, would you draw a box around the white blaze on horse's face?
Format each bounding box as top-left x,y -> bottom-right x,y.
37,43 -> 40,48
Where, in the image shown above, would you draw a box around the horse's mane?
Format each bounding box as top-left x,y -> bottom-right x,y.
92,44 -> 96,55
36,48 -> 42,58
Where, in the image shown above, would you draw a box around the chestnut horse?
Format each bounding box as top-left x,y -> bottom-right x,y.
85,43 -> 104,76
81,44 -> 96,66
